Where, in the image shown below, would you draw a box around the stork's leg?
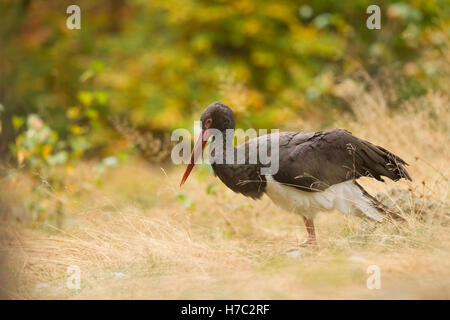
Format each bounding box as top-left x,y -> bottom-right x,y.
300,216 -> 317,247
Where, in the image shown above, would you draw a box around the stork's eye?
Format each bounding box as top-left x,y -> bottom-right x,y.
205,118 -> 212,128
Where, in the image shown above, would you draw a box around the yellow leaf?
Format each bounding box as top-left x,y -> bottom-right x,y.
70,125 -> 84,135
67,107 -> 80,119
42,145 -> 52,159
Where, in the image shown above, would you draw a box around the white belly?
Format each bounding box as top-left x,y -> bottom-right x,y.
264,175 -> 383,221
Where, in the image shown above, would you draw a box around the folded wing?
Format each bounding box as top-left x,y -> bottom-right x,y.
273,129 -> 411,192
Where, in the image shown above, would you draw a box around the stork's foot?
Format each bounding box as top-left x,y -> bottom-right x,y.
298,238 -> 318,248
285,239 -> 318,257
285,216 -> 318,256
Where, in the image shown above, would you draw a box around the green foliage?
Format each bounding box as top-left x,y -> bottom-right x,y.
7,65 -> 120,226
13,114 -> 63,168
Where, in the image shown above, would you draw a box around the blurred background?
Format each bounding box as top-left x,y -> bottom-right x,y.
0,0 -> 449,299
1,0 -> 448,158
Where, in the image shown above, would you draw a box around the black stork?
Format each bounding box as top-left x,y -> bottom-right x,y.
180,102 -> 411,247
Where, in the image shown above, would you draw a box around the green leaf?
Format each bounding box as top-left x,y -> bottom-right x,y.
12,116 -> 25,130
91,60 -> 104,73
96,91 -> 108,105
206,183 -> 216,195
96,178 -> 103,188
77,91 -> 93,107
116,152 -> 128,163
176,192 -> 186,201
85,108 -> 99,120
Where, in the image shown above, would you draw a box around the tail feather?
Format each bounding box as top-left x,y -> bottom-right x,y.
354,181 -> 404,221
374,144 -> 412,181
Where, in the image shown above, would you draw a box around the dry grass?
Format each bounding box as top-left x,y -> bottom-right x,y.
0,76 -> 449,299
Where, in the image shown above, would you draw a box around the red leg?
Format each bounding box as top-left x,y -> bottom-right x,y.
300,216 -> 317,247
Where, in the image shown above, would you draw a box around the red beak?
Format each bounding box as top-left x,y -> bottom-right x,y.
180,129 -> 210,186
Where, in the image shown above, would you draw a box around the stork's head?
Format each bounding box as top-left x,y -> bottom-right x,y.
200,101 -> 235,132
180,102 -> 235,186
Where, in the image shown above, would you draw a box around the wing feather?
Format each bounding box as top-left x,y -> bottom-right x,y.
273,129 -> 411,192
